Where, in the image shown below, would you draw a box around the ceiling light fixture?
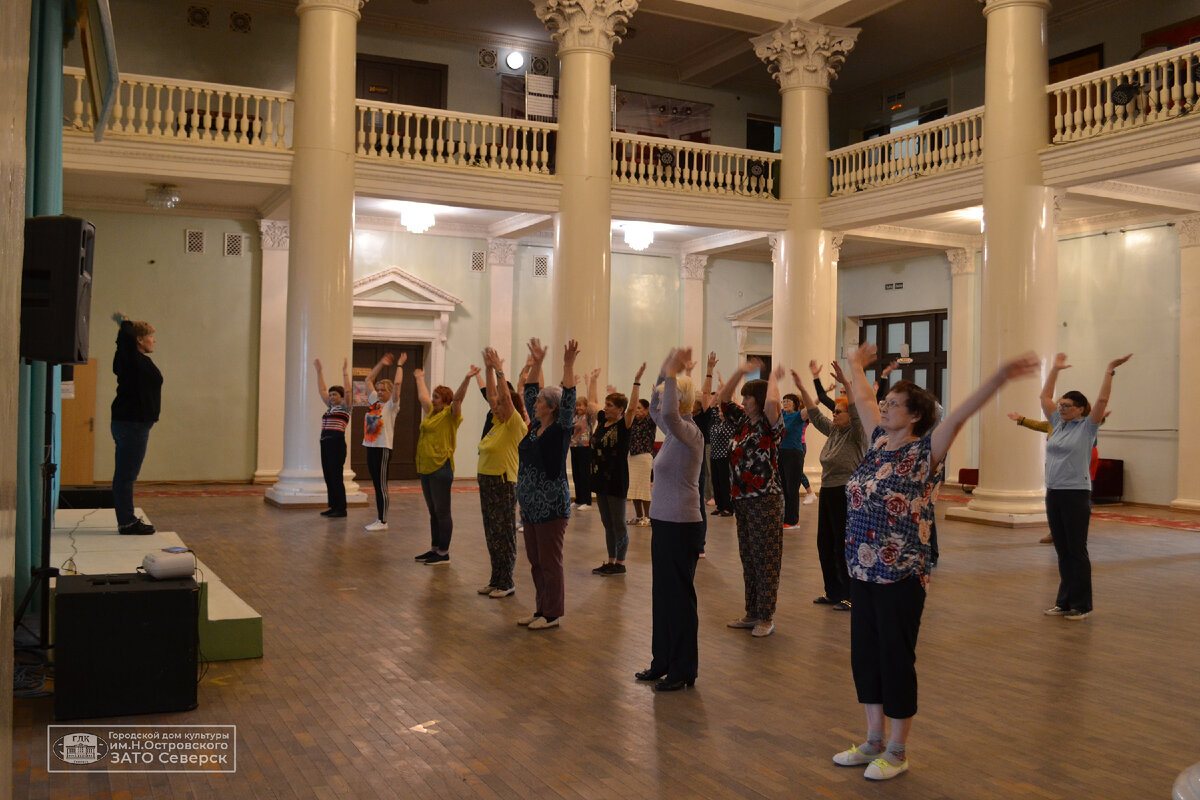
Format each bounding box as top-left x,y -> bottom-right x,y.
145,183 -> 181,210
505,51 -> 525,71
400,203 -> 436,234
623,222 -> 654,251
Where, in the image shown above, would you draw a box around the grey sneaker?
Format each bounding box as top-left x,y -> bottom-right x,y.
1064,609 -> 1091,620
1044,605 -> 1067,616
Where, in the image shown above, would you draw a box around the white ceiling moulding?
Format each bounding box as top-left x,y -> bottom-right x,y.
677,228 -> 771,256
355,213 -> 490,240
611,186 -> 789,231
847,223 -> 982,250
820,165 -> 984,231
1067,180 -> 1200,213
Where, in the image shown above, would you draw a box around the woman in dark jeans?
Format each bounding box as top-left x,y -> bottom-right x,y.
110,313 -> 162,535
412,364 -> 478,565
588,367 -> 640,575
779,393 -> 813,528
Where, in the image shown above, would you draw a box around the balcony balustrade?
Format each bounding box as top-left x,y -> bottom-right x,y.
611,132 -> 778,199
1050,40 -> 1200,143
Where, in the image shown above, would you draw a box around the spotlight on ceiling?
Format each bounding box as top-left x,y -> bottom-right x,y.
400,203 -> 436,234
505,51 -> 525,71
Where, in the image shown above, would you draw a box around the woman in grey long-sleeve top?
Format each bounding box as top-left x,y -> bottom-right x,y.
635,348 -> 705,692
792,364 -> 868,609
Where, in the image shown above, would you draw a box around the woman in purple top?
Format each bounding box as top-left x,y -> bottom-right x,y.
634,348 -> 704,692
832,342 -> 1038,782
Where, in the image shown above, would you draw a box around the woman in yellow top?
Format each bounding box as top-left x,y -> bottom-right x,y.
475,347 -> 529,598
412,364 -> 478,565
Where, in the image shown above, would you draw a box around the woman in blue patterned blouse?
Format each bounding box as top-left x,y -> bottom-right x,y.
515,337 -> 579,631
832,342 -> 1038,781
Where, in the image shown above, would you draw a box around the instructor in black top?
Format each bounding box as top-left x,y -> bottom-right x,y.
110,312 -> 162,535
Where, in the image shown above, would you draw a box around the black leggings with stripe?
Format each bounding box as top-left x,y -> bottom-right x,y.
366,447 -> 391,521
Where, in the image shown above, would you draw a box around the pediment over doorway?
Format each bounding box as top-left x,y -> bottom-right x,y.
353,267 -> 463,313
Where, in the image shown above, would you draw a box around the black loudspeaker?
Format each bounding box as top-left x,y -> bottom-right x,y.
21,215 -> 95,365
55,573 -> 199,720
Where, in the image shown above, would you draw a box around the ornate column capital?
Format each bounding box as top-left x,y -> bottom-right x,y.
680,254 -> 708,280
259,220 -> 290,251
296,0 -> 366,19
488,238 -> 518,269
752,19 -> 859,91
1178,215 -> 1200,249
769,234 -> 782,270
946,248 -> 977,275
531,0 -> 639,56
830,232 -> 845,263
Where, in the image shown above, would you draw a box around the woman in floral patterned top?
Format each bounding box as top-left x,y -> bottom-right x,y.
714,357 -> 784,639
832,342 -> 1038,782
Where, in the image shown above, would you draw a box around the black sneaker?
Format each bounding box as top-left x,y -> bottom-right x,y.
813,595 -> 835,605
835,600 -> 852,611
118,519 -> 155,535
325,510 -> 346,518
320,508 -> 335,517
414,550 -> 436,562
592,562 -> 613,575
424,553 -> 450,566
605,563 -> 626,575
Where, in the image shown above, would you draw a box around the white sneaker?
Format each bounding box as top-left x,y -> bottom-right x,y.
489,587 -> 515,598
751,620 -> 775,637
803,493 -> 815,505
575,503 -> 590,511
364,520 -> 388,532
477,584 -> 496,595
864,756 -> 909,780
517,612 -> 539,626
832,744 -> 877,766
527,616 -> 559,630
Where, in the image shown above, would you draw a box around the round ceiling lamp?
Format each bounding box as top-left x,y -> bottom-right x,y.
505,51 -> 525,71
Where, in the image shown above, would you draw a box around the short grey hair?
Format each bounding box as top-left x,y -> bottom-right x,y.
538,384 -> 562,411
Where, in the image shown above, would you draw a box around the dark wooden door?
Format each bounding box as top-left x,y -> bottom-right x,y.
350,342 -> 425,481
858,311 -> 948,401
356,55 -> 448,109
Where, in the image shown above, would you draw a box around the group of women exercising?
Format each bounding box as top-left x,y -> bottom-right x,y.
309,340 -> 1129,782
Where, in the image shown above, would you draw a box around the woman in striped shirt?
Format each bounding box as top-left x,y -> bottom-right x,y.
314,357 -> 352,518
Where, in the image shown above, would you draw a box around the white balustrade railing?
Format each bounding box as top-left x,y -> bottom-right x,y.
610,133 -> 778,199
355,102 -> 557,174
1050,41 -> 1200,143
63,67 -> 293,149
828,107 -> 984,196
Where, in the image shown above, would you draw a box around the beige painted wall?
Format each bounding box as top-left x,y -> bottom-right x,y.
68,208 -> 262,482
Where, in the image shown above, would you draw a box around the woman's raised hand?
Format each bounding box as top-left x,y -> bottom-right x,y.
466,365 -> 481,378
1006,411 -> 1021,421
528,338 -> 548,364
313,358 -> 323,371
809,359 -> 821,377
790,368 -> 805,389
742,356 -> 764,374
1053,352 -> 1071,371
381,352 -> 396,366
830,360 -> 851,388
848,342 -> 877,369
563,339 -> 581,363
396,353 -> 408,366
707,351 -> 718,371
1002,351 -> 1041,381
1107,353 -> 1133,371
634,362 -> 647,381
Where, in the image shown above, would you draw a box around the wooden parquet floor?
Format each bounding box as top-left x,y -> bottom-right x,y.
13,485 -> 1200,799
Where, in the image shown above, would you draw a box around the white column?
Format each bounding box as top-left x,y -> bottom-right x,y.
253,220 -> 289,485
488,238 -> 517,365
1173,215 -> 1200,510
945,247 -> 981,482
948,0 -> 1056,526
533,0 -> 637,373
753,20 -> 858,387
680,254 -> 707,354
265,0 -> 362,507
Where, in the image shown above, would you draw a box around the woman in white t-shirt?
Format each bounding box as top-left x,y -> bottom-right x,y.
363,352 -> 405,531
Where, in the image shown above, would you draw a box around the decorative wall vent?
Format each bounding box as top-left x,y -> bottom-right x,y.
530,56 -> 551,76
230,11 -> 251,33
533,255 -> 550,278
224,232 -> 246,257
478,48 -> 498,70
185,229 -> 205,254
186,6 -> 209,28
470,250 -> 486,272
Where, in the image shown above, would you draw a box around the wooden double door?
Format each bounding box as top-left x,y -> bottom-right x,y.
349,342 -> 425,482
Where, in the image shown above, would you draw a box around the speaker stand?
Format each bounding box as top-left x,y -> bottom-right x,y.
14,363 -> 60,658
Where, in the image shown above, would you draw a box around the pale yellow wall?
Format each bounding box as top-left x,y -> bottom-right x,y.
70,208 -> 262,482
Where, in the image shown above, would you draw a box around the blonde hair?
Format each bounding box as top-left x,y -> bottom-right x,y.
131,321 -> 155,339
676,375 -> 697,415
375,378 -> 394,396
